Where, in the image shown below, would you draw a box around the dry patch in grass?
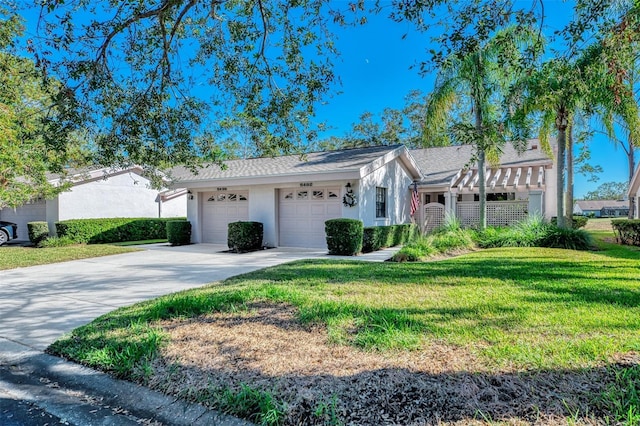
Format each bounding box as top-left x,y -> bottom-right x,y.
147,302 -> 616,425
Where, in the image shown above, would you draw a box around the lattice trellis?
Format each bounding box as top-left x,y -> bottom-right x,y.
456,201 -> 528,227
423,203 -> 445,233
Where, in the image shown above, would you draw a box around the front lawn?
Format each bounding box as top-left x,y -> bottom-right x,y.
49,240 -> 640,425
0,244 -> 139,270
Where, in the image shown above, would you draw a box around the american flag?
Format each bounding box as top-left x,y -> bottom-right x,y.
410,182 -> 420,217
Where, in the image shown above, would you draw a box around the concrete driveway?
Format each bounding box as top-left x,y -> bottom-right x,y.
0,244 -> 326,351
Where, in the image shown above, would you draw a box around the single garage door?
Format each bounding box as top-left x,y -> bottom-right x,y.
0,200 -> 47,241
201,191 -> 249,244
279,187 -> 341,248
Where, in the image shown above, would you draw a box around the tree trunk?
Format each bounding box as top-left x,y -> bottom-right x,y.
565,125 -> 574,228
556,126 -> 566,228
475,96 -> 486,231
629,140 -> 635,219
479,149 -> 487,229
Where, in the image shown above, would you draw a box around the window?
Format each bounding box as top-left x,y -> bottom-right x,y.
486,192 -> 515,201
376,187 -> 387,218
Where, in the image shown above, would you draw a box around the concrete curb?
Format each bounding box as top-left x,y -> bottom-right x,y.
1,340 -> 252,426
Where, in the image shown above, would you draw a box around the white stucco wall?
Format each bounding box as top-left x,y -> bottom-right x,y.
249,185 -> 278,246
359,159 -> 414,227
56,172 -> 167,221
159,195 -> 187,218
186,192 -> 200,243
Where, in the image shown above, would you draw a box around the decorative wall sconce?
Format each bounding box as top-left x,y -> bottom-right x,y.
187,190 -> 194,200
343,182 -> 357,207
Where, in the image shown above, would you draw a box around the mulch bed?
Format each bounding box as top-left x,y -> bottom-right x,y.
145,302 -> 622,425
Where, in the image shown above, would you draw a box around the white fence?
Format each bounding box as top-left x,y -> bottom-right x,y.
456,201 -> 528,227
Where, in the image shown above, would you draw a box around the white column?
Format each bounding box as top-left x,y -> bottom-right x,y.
446,191 -> 457,218
187,191 -> 199,243
529,190 -> 543,218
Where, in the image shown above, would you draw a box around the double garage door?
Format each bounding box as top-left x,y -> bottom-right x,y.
201,191 -> 249,244
201,187 -> 341,248
279,187 -> 341,248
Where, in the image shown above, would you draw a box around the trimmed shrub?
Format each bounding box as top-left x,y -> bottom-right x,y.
550,216 -> 588,229
167,220 -> 192,246
612,219 -> 640,246
55,218 -> 183,244
228,221 -> 263,252
325,218 -> 363,255
28,221 -> 50,246
362,224 -> 418,253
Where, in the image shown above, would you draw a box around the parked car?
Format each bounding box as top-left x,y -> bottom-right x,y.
0,221 -> 18,245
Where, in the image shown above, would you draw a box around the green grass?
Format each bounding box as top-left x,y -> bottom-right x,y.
48,235 -> 640,422
0,244 -> 139,270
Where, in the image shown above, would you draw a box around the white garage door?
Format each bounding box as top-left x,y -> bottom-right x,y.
201,191 -> 249,244
279,187 -> 341,248
0,200 -> 47,241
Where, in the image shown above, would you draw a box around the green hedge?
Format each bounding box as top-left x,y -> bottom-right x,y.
167,220 -> 191,246
550,216 -> 589,229
27,221 -> 50,246
325,219 -> 363,256
228,221 -> 263,252
55,218 -> 184,244
362,224 -> 418,253
612,219 -> 640,246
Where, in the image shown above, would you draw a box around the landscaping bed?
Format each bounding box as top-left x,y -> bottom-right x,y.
49,239 -> 640,425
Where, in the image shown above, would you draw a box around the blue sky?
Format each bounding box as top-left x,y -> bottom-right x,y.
15,1 -> 631,199
312,1 -> 632,199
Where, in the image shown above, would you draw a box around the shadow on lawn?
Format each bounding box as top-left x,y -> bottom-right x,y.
147,334 -> 634,426
49,314 -> 637,426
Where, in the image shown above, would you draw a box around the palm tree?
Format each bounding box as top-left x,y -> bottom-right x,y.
511,54 -> 603,229
510,3 -> 640,228
422,27 -> 536,230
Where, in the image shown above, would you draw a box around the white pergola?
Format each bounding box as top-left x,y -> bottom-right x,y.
449,165 -> 547,192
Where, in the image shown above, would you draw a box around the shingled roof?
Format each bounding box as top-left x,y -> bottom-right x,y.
575,199 -> 628,211
170,144 -> 421,183
410,141 -> 553,187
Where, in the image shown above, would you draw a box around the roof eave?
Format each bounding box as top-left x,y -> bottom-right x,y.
357,145 -> 423,180
170,169 -> 363,189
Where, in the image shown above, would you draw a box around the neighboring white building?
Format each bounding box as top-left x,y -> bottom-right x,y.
172,141 -> 557,248
0,167 -> 187,241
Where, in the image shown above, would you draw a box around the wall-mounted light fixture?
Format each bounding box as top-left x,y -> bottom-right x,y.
343,182 -> 357,207
187,190 -> 194,200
